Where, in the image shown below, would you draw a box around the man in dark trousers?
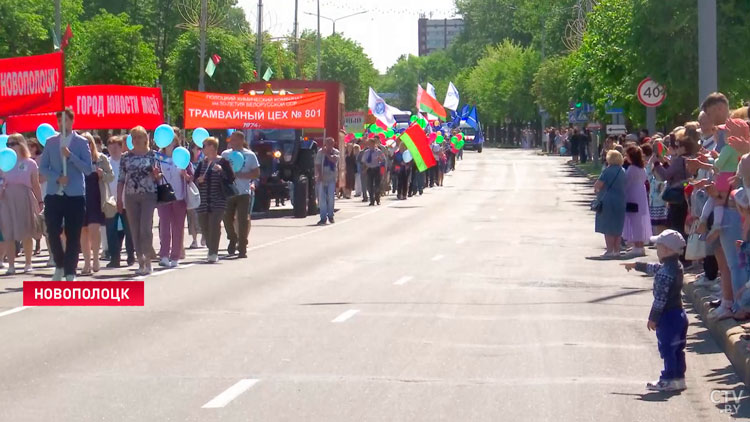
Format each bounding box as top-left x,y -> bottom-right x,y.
360,138 -> 385,206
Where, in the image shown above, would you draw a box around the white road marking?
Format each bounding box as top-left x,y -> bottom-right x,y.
332,309 -> 360,323
202,379 -> 259,409
490,215 -> 497,220
0,306 -> 33,318
149,263 -> 196,278
431,254 -> 444,261
393,276 -> 413,286
456,237 -> 466,244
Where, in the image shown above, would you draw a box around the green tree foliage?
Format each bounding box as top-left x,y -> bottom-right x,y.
463,40 -> 540,125
166,28 -> 254,120
301,33 -> 378,110
0,0 -> 82,58
531,55 -> 573,124
378,50 -> 456,112
66,11 -> 159,86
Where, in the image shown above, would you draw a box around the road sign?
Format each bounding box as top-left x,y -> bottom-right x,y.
637,77 -> 666,107
568,109 -> 589,124
606,124 -> 627,135
587,122 -> 602,130
605,107 -> 624,114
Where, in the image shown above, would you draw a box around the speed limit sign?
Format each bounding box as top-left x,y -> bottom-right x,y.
637,77 -> 666,107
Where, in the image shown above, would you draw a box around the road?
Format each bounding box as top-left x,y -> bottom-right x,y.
0,149 -> 747,421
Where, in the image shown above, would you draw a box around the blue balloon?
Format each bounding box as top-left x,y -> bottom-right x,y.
1,122 -> 6,135
228,150 -> 245,172
402,149 -> 413,163
126,134 -> 134,150
36,123 -> 56,146
154,124 -> 175,149
0,134 -> 7,149
192,127 -> 209,148
172,146 -> 191,170
0,148 -> 17,172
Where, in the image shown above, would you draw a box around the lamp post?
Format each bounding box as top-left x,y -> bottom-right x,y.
698,0 -> 717,106
198,0 -> 207,92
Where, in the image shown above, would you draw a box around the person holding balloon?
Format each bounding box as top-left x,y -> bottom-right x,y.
156,134 -> 193,268
0,134 -> 43,275
79,133 -> 114,275
221,131 -> 260,258
194,137 -> 236,263
39,108 -> 94,281
117,126 -> 162,276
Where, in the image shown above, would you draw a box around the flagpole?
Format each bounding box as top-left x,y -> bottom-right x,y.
256,0 -> 263,82
55,0 -> 61,47
316,0 -> 321,80
198,0 -> 207,92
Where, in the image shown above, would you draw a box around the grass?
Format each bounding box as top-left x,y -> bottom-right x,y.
576,161 -> 602,179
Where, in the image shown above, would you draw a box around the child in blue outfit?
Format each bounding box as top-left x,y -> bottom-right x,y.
623,229 -> 688,392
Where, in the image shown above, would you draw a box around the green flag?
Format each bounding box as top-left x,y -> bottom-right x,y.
262,67 -> 273,81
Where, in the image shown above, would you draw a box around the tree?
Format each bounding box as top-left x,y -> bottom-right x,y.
301,33 -> 378,110
463,40 -> 540,125
0,0 -> 82,58
378,51 -> 458,112
532,55 -> 573,124
66,11 -> 159,86
166,28 -> 254,121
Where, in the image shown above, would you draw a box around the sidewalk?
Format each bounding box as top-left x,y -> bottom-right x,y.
685,277 -> 750,386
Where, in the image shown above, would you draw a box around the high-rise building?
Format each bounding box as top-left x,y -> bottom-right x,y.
418,16 -> 464,56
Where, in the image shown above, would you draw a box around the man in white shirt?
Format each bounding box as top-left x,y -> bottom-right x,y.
315,137 -> 340,224
221,131 -> 260,258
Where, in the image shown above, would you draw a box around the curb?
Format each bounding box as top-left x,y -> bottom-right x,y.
684,277 -> 750,386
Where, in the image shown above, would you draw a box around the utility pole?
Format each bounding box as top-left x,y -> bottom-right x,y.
316,0 -> 321,80
55,0 -> 61,45
293,0 -> 300,77
698,0 -> 717,107
256,0 -> 263,81
198,0 -> 207,92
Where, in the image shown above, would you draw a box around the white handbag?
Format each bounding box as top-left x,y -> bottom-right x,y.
685,221 -> 707,261
185,181 -> 201,210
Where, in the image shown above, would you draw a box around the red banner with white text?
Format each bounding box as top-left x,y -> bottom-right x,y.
0,52 -> 64,116
4,85 -> 164,133
183,90 -> 326,129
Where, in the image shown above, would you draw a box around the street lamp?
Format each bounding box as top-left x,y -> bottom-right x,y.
304,10 -> 368,36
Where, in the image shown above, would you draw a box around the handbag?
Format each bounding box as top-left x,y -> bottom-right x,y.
661,158 -> 687,204
184,165 -> 201,210
626,202 -> 639,213
591,169 -> 621,212
685,221 -> 707,260
156,175 -> 176,203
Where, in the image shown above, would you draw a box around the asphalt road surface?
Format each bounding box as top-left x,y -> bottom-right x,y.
0,149 -> 748,421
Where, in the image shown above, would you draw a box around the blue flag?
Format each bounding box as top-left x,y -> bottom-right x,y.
466,106 -> 479,131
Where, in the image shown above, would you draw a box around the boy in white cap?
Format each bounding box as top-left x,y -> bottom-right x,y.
623,229 -> 687,392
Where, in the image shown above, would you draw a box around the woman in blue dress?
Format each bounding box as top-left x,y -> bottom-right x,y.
595,150 -> 627,258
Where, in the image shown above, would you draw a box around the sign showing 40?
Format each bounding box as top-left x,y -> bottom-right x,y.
637,77 -> 667,107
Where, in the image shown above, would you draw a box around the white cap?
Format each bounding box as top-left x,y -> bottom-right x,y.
649,229 -> 686,253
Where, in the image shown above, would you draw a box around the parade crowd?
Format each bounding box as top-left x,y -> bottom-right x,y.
589,92 -> 750,392
0,108 -> 463,279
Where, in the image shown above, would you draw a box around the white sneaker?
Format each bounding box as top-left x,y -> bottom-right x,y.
630,247 -> 646,257
65,274 -> 76,281
5,267 -> 16,276
646,379 -> 684,392
169,260 -> 179,268
207,254 -> 218,263
670,378 -> 687,391
52,267 -> 64,281
24,264 -> 32,273
159,257 -> 170,267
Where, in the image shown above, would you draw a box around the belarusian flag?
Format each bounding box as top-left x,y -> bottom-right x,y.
400,123 -> 436,172
418,86 -> 447,121
205,54 -> 221,78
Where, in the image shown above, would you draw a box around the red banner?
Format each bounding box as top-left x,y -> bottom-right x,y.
23,281 -> 145,306
183,90 -> 326,129
5,85 -> 164,133
0,52 -> 64,117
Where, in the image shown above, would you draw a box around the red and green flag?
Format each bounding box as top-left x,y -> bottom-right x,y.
400,124 -> 436,172
418,87 -> 447,121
